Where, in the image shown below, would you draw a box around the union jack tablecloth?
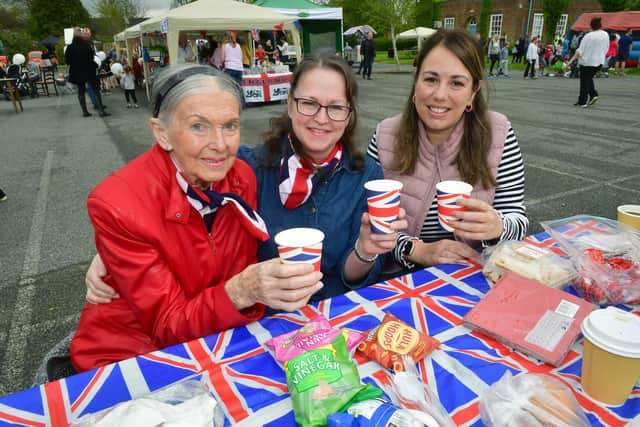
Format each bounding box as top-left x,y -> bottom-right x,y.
1,221 -> 638,426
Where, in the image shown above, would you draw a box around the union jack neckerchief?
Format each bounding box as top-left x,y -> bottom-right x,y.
175,171 -> 269,241
278,134 -> 342,209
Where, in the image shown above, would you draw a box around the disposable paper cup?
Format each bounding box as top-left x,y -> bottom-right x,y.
580,307 -> 640,406
364,179 -> 403,234
436,180 -> 472,232
617,205 -> 640,230
274,228 -> 324,271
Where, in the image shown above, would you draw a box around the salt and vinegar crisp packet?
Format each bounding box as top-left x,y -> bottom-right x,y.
285,333 -> 377,427
357,312 -> 440,372
265,315 -> 363,363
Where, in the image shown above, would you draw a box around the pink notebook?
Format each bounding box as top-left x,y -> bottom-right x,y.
463,272 -> 595,366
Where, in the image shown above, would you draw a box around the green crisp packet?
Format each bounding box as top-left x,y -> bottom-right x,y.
284,333 -> 380,427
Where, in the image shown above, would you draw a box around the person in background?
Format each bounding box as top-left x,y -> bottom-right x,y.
177,38 -> 195,63
277,35 -> 289,63
367,29 -> 527,272
264,39 -> 276,63
524,36 -> 539,79
209,41 -> 223,69
567,17 -> 609,107
120,65 -> 138,108
487,34 -> 500,76
220,30 -> 244,105
65,27 -> 109,117
85,54 -> 407,305
605,33 -> 619,75
498,42 -> 510,77
615,28 -> 633,76
255,43 -> 266,63
72,64 -> 323,372
361,31 -> 376,80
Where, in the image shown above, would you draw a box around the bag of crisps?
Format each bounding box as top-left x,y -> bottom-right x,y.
285,333 -> 381,427
357,312 -> 440,372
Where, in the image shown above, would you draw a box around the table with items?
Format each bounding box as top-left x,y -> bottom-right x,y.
0,219 -> 638,426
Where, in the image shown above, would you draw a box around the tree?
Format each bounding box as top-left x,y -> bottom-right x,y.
598,0 -> 626,11
542,0 -> 569,42
27,0 -> 90,40
0,4 -> 33,56
625,0 -> 640,9
371,0 -> 415,67
94,0 -> 144,34
479,0 -> 491,41
415,0 -> 434,28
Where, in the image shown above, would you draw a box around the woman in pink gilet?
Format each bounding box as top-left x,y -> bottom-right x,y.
366,29 -> 528,273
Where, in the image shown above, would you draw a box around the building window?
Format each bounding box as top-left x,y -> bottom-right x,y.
489,14 -> 503,37
444,17 -> 455,30
556,14 -> 568,37
467,16 -> 478,35
532,13 -> 544,38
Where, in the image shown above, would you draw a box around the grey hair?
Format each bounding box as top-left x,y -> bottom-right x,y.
151,63 -> 242,126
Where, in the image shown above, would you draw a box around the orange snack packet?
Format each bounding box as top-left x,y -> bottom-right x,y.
357,312 -> 440,371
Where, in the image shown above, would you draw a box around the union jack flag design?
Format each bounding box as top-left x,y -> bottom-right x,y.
436,191 -> 470,232
277,245 -> 322,271
366,189 -> 400,234
0,223 -> 638,427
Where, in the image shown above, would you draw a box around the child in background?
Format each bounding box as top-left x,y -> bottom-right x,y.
499,42 -> 510,77
255,43 -> 266,62
120,65 -> 138,108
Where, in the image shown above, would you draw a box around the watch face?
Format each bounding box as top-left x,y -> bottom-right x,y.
402,240 -> 414,257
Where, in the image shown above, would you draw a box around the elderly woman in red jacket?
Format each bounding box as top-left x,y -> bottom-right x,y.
71,64 -> 323,372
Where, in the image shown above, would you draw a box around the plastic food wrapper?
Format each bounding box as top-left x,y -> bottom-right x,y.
265,315 -> 364,363
479,371 -> 589,427
372,355 -> 455,427
357,312 -> 440,372
481,240 -> 576,289
284,333 -> 382,427
327,398 -> 427,427
71,373 -> 224,427
541,215 -> 640,305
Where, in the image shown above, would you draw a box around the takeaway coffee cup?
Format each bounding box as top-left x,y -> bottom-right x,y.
364,179 -> 403,234
580,307 -> 640,406
617,205 -> 640,230
436,180 -> 473,232
274,228 -> 324,271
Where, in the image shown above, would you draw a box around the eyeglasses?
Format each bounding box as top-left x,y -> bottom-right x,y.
293,97 -> 352,121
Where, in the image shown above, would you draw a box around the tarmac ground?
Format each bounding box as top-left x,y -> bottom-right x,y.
0,64 -> 638,396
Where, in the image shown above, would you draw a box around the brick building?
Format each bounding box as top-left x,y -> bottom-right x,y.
437,0 -> 602,43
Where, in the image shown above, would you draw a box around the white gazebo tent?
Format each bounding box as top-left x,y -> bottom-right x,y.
396,26 -> 437,49
139,0 -> 301,66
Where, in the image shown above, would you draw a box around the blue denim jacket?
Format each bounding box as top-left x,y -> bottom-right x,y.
238,143 -> 384,301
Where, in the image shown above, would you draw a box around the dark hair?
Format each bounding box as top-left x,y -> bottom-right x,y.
591,17 -> 602,30
391,29 -> 494,188
262,53 -> 363,169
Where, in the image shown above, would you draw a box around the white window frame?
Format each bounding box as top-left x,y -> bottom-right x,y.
444,17 -> 455,30
532,13 -> 544,38
489,14 -> 503,37
556,14 -> 568,37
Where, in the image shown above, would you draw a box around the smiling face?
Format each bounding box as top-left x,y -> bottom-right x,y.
287,67 -> 350,162
414,44 -> 477,144
150,88 -> 241,188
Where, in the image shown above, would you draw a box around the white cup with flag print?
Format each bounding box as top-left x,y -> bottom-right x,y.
365,179 -> 403,234
436,180 -> 473,232
274,228 -> 324,271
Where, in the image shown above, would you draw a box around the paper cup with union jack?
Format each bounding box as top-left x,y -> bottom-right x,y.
436,180 -> 472,232
365,179 -> 403,234
274,228 -> 324,271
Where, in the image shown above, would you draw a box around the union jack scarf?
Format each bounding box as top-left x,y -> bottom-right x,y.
175,171 -> 269,241
278,135 -> 343,209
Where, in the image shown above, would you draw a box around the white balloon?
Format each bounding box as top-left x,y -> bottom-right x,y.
12,53 -> 26,65
110,62 -> 124,75
96,51 -> 106,62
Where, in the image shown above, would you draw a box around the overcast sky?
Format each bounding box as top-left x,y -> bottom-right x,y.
80,0 -> 171,16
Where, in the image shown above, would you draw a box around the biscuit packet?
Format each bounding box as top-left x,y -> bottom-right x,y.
481,240 -> 576,289
357,312 -> 440,372
284,333 -> 382,427
265,315 -> 364,363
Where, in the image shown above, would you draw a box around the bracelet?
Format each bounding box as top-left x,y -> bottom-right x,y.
354,238 -> 378,263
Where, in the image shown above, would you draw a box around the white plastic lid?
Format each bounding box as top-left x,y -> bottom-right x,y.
581,307 -> 640,358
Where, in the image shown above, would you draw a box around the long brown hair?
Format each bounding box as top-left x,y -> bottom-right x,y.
393,29 -> 494,189
262,53 -> 363,170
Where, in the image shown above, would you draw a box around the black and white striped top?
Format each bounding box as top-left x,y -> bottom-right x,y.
367,127 -> 528,268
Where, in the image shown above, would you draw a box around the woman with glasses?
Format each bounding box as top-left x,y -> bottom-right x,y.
71,65 -> 323,372
85,54 -> 405,308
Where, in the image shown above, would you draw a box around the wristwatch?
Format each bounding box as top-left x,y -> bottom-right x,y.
401,238 -> 419,261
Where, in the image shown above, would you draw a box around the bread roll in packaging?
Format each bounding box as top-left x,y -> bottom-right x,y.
482,241 -> 576,289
